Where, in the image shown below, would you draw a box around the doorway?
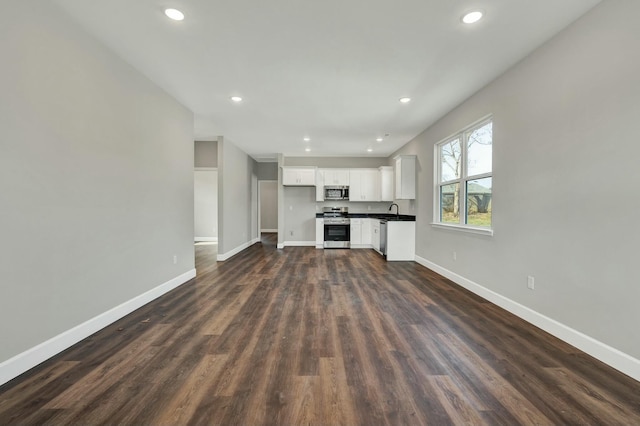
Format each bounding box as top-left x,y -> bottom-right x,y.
258,180 -> 278,241
194,168 -> 218,243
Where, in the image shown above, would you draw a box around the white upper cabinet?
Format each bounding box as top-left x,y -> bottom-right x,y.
394,155 -> 416,199
349,169 -> 380,202
379,166 -> 394,202
282,167 -> 317,186
315,169 -> 325,201
322,169 -> 350,186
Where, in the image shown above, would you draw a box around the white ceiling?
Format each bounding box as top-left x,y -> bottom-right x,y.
53,0 -> 600,161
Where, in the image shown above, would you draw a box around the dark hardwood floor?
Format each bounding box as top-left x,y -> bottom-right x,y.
1,233 -> 639,425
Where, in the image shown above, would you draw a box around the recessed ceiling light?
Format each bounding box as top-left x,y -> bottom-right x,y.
376,137 -> 383,142
305,147 -> 311,152
399,97 -> 411,103
164,8 -> 185,21
462,11 -> 483,24
303,137 -> 310,142
230,96 -> 243,102
367,148 -> 373,153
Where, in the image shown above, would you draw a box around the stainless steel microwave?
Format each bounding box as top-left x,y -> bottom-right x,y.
324,186 -> 349,200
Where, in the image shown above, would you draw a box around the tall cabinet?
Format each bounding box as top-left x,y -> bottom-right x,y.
379,166 -> 394,202
394,155 -> 416,200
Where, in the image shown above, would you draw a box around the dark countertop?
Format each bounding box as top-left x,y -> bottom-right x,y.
316,213 -> 416,221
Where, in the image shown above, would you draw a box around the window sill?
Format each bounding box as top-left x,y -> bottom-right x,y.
431,222 -> 494,236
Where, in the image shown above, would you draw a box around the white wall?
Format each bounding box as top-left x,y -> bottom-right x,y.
0,2 -> 195,376
217,138 -> 259,258
194,170 -> 218,241
260,181 -> 278,232
194,140 -> 218,168
256,162 -> 278,180
392,0 -> 640,375
283,187 -> 318,242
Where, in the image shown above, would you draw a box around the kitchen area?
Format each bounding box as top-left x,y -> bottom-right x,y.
281,155 -> 417,261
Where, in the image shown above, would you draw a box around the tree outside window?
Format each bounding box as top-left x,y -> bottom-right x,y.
437,119 -> 492,228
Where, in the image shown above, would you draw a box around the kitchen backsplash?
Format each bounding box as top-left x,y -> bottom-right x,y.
315,201 -> 397,214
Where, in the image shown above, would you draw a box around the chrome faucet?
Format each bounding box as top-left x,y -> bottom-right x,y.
389,203 -> 399,217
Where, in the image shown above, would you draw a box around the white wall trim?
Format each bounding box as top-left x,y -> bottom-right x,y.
277,243 -> 285,249
194,237 -> 218,242
414,255 -> 640,382
283,241 -> 315,247
260,229 -> 277,233
430,222 -> 494,237
216,238 -> 260,261
0,268 -> 196,387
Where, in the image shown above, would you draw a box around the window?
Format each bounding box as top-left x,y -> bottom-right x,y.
435,118 -> 492,233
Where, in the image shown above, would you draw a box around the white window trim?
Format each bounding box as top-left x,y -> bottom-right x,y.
433,115 -> 493,235
430,222 -> 494,236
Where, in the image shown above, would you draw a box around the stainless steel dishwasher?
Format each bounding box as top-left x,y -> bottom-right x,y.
379,219 -> 387,257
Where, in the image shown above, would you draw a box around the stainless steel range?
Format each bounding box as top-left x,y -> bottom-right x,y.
323,207 -> 350,249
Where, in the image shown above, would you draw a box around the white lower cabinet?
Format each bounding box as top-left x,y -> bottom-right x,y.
361,219 -> 372,245
350,218 -> 362,245
350,218 -> 374,248
315,170 -> 325,201
386,221 -> 415,261
315,218 -> 324,248
319,215 -> 414,258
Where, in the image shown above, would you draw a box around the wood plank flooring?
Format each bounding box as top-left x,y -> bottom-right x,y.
1,233 -> 639,425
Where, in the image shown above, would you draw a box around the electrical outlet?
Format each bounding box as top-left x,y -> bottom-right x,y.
173,255 -> 178,265
453,251 -> 457,261
367,205 -> 371,210
527,276 -> 535,290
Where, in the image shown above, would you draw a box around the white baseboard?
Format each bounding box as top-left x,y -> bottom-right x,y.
414,255 -> 640,382
277,243 -> 285,249
260,229 -> 277,233
194,236 -> 218,242
216,238 -> 260,261
0,268 -> 197,387
283,241 -> 315,247
314,244 -> 374,249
